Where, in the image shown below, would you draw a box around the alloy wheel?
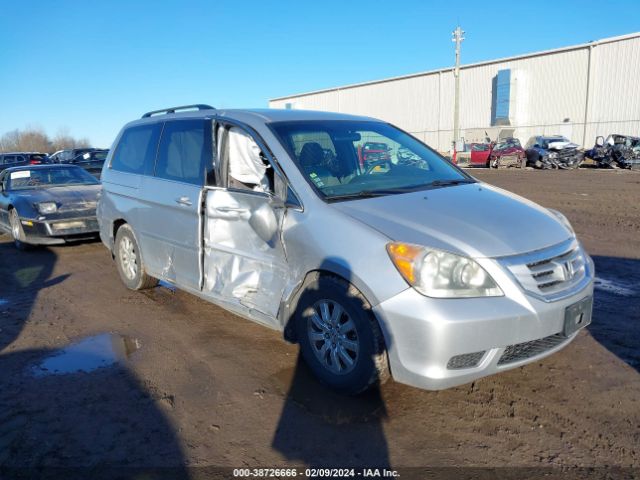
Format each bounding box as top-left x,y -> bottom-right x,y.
307,299 -> 360,375
119,236 -> 138,280
10,210 -> 21,241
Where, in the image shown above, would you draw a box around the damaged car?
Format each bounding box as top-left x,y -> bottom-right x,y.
99,105 -> 594,394
0,164 -> 100,249
525,135 -> 584,169
585,134 -> 640,170
470,138 -> 526,168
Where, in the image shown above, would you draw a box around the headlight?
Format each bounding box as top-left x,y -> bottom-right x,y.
548,208 -> 574,234
386,243 -> 503,298
548,152 -> 558,158
37,202 -> 57,214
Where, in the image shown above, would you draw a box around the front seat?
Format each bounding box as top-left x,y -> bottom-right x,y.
298,142 -> 334,183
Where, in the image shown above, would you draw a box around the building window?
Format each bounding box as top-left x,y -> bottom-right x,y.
492,69 -> 511,126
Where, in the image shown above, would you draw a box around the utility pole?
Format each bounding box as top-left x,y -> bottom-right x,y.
452,26 -> 465,159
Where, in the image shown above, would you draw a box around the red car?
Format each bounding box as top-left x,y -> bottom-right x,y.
357,142 -> 391,169
470,138 -> 526,168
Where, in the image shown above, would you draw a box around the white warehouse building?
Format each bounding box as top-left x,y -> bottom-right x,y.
269,32 -> 640,151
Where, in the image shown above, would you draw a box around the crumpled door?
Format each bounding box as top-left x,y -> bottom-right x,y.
202,188 -> 289,323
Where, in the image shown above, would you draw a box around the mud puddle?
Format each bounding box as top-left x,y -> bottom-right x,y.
31,333 -> 140,376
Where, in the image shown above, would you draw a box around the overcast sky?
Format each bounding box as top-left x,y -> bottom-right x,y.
1,0 -> 638,147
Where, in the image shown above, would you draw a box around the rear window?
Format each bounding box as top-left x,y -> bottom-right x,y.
111,124 -> 161,175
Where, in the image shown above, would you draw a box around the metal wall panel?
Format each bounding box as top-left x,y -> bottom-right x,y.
270,34 -> 640,150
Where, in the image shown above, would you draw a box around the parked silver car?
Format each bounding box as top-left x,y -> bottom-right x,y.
98,105 -> 594,394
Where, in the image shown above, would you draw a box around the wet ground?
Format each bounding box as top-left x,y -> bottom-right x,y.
0,169 -> 638,476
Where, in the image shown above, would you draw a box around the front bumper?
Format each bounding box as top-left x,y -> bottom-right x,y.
373,256 -> 595,391
20,214 -> 99,245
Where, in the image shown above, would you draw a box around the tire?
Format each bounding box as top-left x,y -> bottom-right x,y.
114,224 -> 158,290
294,275 -> 389,395
9,208 -> 29,250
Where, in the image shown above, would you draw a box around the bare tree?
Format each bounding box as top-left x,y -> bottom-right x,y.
0,127 -> 92,153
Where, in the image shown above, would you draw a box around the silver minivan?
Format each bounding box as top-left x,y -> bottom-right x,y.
98,105 -> 594,394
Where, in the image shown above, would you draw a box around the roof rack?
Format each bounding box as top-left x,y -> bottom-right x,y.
141,104 -> 215,118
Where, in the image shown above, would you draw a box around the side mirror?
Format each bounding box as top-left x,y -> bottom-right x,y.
595,136 -> 604,147
249,202 -> 278,244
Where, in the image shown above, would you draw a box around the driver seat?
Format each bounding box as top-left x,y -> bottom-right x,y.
298,142 -> 336,186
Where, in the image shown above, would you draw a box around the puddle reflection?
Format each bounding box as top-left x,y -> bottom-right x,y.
31,333 -> 140,377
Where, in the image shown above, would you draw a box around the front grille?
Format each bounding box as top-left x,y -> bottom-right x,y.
498,333 -> 567,365
501,240 -> 588,301
447,351 -> 486,370
58,201 -> 97,213
49,219 -> 98,235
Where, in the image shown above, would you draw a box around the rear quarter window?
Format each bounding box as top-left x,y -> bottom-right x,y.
111,124 -> 162,175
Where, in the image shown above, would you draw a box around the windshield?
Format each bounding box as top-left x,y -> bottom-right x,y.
93,150 -> 108,161
541,137 -> 569,148
271,120 -> 472,200
494,139 -> 521,150
7,167 -> 99,190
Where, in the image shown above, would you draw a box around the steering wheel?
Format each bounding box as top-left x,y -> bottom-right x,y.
364,159 -> 392,175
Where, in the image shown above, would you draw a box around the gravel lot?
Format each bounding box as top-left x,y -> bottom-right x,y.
0,169 -> 638,477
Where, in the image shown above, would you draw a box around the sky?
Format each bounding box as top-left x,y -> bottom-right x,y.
1,0 -> 639,147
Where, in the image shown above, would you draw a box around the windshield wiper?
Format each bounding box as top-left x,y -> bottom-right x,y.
428,179 -> 474,188
326,191 -> 389,202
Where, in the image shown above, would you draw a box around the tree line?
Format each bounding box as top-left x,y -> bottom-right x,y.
0,127 -> 92,154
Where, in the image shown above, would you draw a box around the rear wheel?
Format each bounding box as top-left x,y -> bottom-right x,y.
295,275 -> 389,395
114,224 -> 157,290
9,209 -> 29,250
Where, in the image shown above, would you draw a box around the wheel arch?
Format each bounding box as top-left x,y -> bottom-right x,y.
281,268 -> 385,347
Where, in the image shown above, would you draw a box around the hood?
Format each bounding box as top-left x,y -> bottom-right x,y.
548,141 -> 579,150
331,183 -> 572,258
16,184 -> 99,205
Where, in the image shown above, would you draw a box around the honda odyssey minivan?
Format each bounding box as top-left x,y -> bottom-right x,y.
98,105 -> 594,394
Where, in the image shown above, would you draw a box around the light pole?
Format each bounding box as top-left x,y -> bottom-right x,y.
452,26 -> 465,159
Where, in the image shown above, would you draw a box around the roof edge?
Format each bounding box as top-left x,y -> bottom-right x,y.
269,31 -> 640,102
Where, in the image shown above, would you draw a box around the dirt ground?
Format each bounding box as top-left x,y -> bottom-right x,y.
0,169 -> 638,478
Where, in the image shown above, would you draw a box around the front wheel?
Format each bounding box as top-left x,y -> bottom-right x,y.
9,209 -> 29,250
295,275 -> 389,395
114,224 -> 158,290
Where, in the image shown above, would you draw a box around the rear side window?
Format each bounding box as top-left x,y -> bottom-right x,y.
155,119 -> 209,185
111,124 -> 161,175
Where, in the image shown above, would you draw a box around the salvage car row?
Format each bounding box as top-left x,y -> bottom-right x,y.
468,134 -> 640,170
0,148 -> 108,178
0,105 -> 595,397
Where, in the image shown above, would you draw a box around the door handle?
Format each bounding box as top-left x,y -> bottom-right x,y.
175,196 -> 192,206
216,206 -> 249,214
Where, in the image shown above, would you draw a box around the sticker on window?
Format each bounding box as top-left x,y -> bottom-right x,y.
309,172 -> 325,187
10,170 -> 31,179
83,153 -> 91,159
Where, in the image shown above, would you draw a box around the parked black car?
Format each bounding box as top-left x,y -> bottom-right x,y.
524,136 -> 584,169
49,148 -> 99,164
0,164 -> 100,249
0,152 -> 48,172
69,149 -> 109,178
585,134 -> 640,170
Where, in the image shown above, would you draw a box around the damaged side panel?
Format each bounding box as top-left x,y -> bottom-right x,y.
201,188 -> 290,326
